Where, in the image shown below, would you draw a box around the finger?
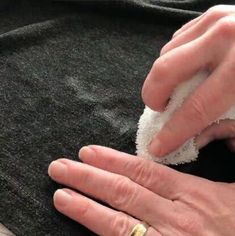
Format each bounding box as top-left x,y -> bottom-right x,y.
162,6 -> 235,56
195,119 -> 235,149
149,50 -> 235,157
227,137 -> 235,152
142,30 -> 214,112
48,159 -> 176,227
53,188 -> 159,236
79,145 -> 208,199
161,15 -> 212,56
162,15 -> 205,56
172,14 -> 203,38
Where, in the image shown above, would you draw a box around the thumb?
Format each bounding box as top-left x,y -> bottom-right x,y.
195,119 -> 235,150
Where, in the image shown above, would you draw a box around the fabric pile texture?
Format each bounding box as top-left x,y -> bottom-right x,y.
0,0 -> 235,235
136,71 -> 235,164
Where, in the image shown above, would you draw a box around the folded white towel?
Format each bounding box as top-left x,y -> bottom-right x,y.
136,71 -> 235,165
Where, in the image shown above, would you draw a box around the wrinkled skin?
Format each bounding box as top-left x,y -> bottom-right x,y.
142,5 -> 235,156
48,145 -> 235,236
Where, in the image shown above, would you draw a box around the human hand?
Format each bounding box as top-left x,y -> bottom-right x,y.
48,145 -> 235,236
142,5 -> 235,157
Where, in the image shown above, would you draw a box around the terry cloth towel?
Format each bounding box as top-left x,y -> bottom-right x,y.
136,71 -> 235,165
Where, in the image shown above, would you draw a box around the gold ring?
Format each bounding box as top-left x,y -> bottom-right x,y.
128,222 -> 149,236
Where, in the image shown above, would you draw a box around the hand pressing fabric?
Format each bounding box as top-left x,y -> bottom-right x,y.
48,145 -> 235,236
142,5 -> 235,157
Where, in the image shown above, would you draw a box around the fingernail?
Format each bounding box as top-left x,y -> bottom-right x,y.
149,139 -> 164,157
54,189 -> 72,208
79,146 -> 96,161
48,161 -> 67,178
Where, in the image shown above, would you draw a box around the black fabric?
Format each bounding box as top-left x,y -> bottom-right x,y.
0,1 -> 235,235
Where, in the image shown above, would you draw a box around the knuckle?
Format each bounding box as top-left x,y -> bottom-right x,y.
176,214 -> 202,234
204,5 -> 230,27
131,160 -> 155,187
186,94 -> 210,128
109,177 -> 136,209
215,16 -> 235,37
78,198 -> 91,218
207,5 -> 232,18
160,44 -> 169,56
152,57 -> 170,79
74,168 -> 92,186
181,19 -> 194,29
207,5 -> 224,16
205,8 -> 221,23
110,212 -> 132,236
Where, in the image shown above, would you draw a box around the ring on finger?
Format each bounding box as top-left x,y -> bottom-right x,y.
128,222 -> 149,236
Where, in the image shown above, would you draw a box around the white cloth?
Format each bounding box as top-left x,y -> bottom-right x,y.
136,71 -> 235,165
